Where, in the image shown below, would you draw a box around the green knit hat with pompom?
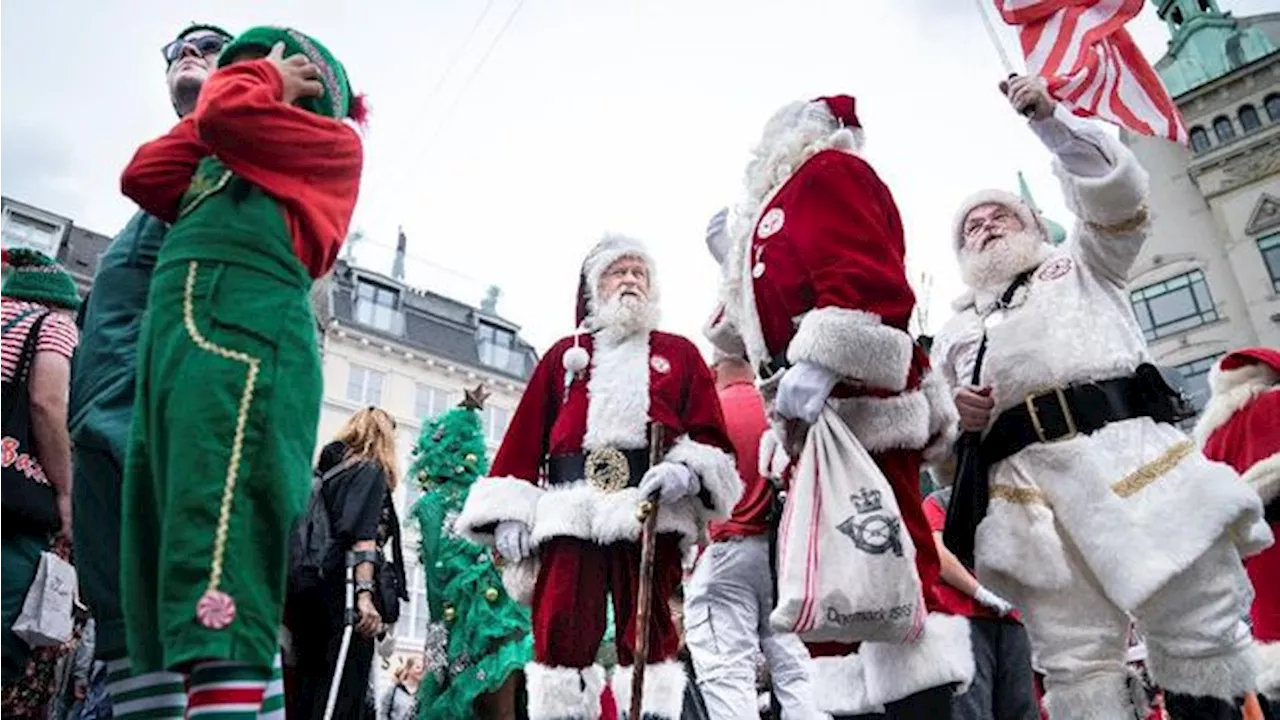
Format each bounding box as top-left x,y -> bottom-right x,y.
219,26 -> 366,123
2,248 -> 80,309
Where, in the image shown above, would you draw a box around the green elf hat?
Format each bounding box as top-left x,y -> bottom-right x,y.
1,248 -> 80,310
219,26 -> 367,124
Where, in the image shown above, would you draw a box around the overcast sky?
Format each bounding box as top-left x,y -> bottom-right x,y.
3,0 -> 1272,353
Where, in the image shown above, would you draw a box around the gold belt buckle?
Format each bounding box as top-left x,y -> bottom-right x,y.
586,447 -> 630,493
1025,387 -> 1079,444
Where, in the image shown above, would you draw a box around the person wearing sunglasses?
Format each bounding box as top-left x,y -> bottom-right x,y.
68,22 -> 235,720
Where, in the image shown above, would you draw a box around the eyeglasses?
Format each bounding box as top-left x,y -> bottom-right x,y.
964,209 -> 1017,239
162,34 -> 229,65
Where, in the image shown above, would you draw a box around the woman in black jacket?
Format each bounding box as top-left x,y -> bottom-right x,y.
289,407 -> 407,719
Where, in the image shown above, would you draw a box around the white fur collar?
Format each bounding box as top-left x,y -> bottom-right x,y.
1194,362 -> 1280,443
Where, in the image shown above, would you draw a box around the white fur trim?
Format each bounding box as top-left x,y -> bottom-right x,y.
1243,453 -> 1280,506
1053,131 -> 1148,232
611,661 -> 687,719
787,308 -> 914,392
922,370 -> 960,464
1257,642 -> 1280,697
501,557 -> 539,606
861,612 -> 975,706
455,476 -> 544,545
1043,673 -> 1134,720
702,303 -> 747,359
1147,642 -> 1261,700
583,234 -> 659,321
975,497 -> 1073,595
664,435 -> 742,522
584,330 -> 650,450
951,189 -> 1042,251
808,653 -> 885,715
832,389 -> 931,453
1195,367 -> 1279,442
528,480 -> 703,550
525,663 -> 605,720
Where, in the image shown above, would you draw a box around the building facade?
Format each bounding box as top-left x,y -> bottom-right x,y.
1122,1 -> 1280,411
2,195 -> 111,297
312,257 -> 538,657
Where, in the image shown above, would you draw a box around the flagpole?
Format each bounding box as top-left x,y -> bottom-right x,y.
973,0 -> 1018,75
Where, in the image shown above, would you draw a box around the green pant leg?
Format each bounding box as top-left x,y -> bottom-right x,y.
1,531 -> 49,684
71,445 -> 126,660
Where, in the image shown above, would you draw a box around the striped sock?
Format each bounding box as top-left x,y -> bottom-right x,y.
256,653 -> 285,720
187,662 -> 270,719
103,656 -> 187,720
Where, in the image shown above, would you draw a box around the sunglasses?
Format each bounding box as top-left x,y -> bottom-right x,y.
162,34 -> 229,65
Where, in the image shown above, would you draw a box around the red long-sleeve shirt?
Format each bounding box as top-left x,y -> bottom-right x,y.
121,58 -> 363,278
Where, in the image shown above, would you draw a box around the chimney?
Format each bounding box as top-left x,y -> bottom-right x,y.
392,226 -> 406,281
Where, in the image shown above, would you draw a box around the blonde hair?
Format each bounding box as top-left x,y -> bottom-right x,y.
335,406 -> 400,490
393,655 -> 423,684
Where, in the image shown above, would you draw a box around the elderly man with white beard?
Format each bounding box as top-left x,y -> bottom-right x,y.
931,76 -> 1274,720
456,235 -> 741,720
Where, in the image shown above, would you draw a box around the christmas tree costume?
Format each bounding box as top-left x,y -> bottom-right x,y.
118,26 -> 363,675
408,387 -> 531,719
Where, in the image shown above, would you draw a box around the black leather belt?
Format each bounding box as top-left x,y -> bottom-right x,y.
547,448 -> 650,491
981,374 -> 1156,466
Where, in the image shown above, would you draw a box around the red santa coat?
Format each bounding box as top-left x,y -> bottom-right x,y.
457,329 -> 741,557
1195,348 -> 1280,688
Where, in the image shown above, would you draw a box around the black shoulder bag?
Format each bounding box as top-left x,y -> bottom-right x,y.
942,271 -> 1032,568
2,311 -> 63,534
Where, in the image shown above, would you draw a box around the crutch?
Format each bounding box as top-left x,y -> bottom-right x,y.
323,552 -> 359,720
629,425 -> 665,720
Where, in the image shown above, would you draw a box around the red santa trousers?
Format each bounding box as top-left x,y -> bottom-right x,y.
533,534 -> 684,667
1247,524 -> 1280,641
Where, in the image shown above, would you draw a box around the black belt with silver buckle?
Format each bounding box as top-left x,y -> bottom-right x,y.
981,374 -> 1154,466
547,448 -> 650,492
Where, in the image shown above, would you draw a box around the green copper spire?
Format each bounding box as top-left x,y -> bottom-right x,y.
1151,0 -> 1276,97
1018,171 -> 1067,246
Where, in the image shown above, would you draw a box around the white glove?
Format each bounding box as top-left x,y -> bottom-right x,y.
774,361 -> 840,424
495,520 -> 532,563
974,585 -> 1015,616
757,427 -> 791,480
637,462 -> 700,506
705,207 -> 732,266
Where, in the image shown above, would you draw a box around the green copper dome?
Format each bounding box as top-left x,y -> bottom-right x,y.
1151,0 -> 1277,97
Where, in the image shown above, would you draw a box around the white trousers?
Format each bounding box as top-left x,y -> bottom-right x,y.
1013,534 -> 1258,720
684,535 -> 826,720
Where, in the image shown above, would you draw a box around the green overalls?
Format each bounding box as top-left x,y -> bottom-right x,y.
121,158 -> 323,673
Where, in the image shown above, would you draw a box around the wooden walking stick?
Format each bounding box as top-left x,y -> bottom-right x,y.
630,424 -> 665,720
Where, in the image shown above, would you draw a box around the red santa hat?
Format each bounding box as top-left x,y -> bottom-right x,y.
1195,347 -> 1280,507
950,190 -> 1048,253
564,234 -> 658,373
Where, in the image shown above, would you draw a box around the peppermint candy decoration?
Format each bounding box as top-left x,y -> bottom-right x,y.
196,590 -> 237,629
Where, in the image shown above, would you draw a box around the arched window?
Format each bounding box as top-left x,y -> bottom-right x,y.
1213,116 -> 1235,142
1190,126 -> 1212,153
1266,94 -> 1280,122
1240,105 -> 1261,133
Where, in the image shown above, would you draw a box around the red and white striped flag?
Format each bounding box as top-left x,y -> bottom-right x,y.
995,0 -> 1188,145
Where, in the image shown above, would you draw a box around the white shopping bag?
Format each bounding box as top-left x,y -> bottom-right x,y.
11,551 -> 76,648
769,408 -> 927,644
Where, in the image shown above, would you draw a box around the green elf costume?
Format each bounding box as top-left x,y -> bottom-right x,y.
117,24 -> 365,704
409,388 -> 531,719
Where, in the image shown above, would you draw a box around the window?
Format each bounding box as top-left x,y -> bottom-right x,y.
1189,126 -> 1212,154
415,383 -> 448,420
1,211 -> 61,256
354,278 -> 404,335
346,364 -> 384,405
1260,233 -> 1280,293
485,406 -> 511,445
1266,94 -> 1280,123
477,323 -> 523,375
1176,353 -> 1225,413
1129,270 -> 1219,341
1239,105 -> 1261,133
1212,116 -> 1235,142
395,564 -> 430,644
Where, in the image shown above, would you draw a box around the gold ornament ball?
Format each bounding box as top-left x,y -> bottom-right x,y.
484,587 -> 499,602
443,606 -> 456,622
465,454 -> 478,463
636,500 -> 655,521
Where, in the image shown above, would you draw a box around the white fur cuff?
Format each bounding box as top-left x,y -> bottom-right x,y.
665,435 -> 742,522
1055,133 -> 1149,233
525,663 -> 606,720
703,305 -> 747,359
809,653 -> 885,715
861,612 -> 975,706
1044,673 -> 1135,720
1242,453 -> 1280,507
455,476 -> 544,546
611,661 -> 687,719
788,307 -> 915,392
1146,643 -> 1261,700
1257,642 -> 1280,697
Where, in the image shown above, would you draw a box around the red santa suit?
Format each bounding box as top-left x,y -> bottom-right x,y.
1195,347 -> 1280,696
706,96 -> 970,715
457,235 -> 741,720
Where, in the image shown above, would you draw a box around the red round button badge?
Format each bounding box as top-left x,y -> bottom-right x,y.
1037,257 -> 1073,282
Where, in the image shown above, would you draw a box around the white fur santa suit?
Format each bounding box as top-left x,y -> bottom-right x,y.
930,105 -> 1273,719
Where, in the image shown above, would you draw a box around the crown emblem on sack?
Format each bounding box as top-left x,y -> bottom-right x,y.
851,488 -> 882,514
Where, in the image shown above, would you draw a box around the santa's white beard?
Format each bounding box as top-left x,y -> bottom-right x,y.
593,292 -> 659,339
959,230 -> 1049,290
